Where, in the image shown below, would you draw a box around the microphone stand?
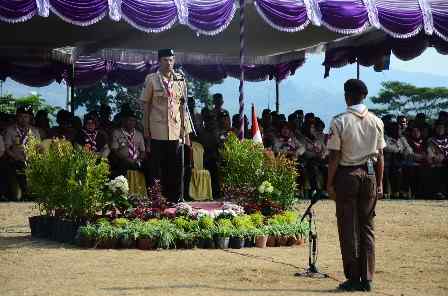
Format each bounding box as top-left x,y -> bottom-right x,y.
177,70 -> 196,203
295,194 -> 328,279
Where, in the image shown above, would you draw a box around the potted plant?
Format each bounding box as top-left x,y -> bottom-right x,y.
77,224 -> 97,248
214,218 -> 233,249
156,219 -> 177,249
96,224 -> 118,249
136,222 -> 158,250
197,215 -> 216,248
229,228 -> 246,249
254,227 -> 269,248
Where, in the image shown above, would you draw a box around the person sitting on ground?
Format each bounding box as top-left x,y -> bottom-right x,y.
74,112 -> 110,158
109,108 -> 146,178
48,109 -> 76,142
4,105 -> 41,200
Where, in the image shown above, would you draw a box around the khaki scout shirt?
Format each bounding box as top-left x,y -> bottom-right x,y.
4,124 -> 41,162
327,105 -> 386,166
110,128 -> 146,162
140,71 -> 192,141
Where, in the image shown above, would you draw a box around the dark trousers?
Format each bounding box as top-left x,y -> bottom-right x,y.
335,166 -> 377,282
204,158 -> 220,199
148,140 -> 182,203
7,160 -> 27,200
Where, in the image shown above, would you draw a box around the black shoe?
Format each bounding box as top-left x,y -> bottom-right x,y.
337,280 -> 360,292
359,281 -> 372,292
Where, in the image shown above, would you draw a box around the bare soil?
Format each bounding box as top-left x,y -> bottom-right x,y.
1,200 -> 447,296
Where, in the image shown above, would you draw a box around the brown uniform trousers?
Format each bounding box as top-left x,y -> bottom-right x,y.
335,165 -> 377,282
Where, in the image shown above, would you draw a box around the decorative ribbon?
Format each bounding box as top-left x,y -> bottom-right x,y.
122,128 -> 138,160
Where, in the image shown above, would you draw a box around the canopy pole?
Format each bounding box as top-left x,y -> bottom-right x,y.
66,83 -> 70,111
238,0 -> 246,139
70,64 -> 75,114
356,59 -> 360,80
275,79 -> 279,113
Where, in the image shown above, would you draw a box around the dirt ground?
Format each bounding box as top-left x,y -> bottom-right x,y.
1,200 -> 447,296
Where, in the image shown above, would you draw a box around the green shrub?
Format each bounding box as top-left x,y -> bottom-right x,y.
249,212 -> 264,227
25,138 -> 110,219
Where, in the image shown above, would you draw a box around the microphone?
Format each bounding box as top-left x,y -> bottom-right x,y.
301,191 -> 328,222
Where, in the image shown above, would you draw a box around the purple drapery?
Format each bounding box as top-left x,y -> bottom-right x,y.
0,57 -> 306,87
1,1 -> 448,40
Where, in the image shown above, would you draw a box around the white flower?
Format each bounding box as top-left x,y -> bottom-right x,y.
176,202 -> 194,216
258,185 -> 265,194
107,175 -> 129,195
265,185 -> 274,194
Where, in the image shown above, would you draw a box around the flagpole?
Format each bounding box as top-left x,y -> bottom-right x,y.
275,79 -> 280,113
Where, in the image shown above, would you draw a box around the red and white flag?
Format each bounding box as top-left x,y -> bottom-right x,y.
251,104 -> 263,145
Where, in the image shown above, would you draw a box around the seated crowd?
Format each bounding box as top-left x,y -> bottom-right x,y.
0,93 -> 447,201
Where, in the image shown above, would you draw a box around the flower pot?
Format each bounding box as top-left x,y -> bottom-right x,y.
78,236 -> 94,248
28,216 -> 40,237
295,238 -> 305,246
276,236 -> 289,246
286,236 -> 297,246
39,216 -> 53,238
198,238 -> 215,249
120,238 -> 136,249
229,237 -> 245,249
137,238 -> 157,250
266,235 -> 276,247
215,237 -> 230,249
60,220 -> 79,243
244,237 -> 255,248
97,238 -> 118,249
255,235 -> 268,248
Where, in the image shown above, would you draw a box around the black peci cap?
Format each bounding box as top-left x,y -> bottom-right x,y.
158,48 -> 175,59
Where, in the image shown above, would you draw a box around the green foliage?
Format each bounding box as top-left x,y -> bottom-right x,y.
138,222 -> 158,240
79,224 -> 97,239
221,133 -> 299,210
249,212 -> 265,227
186,74 -> 222,109
215,218 -> 235,237
221,133 -> 265,188
73,81 -> 143,117
370,81 -> 448,118
232,215 -> 254,230
96,224 -> 117,241
155,219 -> 177,249
0,93 -> 61,117
112,218 -> 129,228
198,215 -> 215,230
25,138 -> 110,219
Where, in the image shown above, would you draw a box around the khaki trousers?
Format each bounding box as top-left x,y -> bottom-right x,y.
335,166 -> 377,282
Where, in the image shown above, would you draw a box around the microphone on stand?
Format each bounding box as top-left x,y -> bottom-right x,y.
300,191 -> 329,222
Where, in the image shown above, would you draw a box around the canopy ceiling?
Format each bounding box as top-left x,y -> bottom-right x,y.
1,0 -> 448,64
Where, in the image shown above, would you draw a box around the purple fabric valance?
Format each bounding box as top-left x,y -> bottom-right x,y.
1,1 -> 448,39
0,56 -> 305,87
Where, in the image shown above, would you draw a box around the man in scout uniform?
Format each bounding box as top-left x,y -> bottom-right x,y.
326,79 -> 385,292
110,108 -> 146,178
140,48 -> 192,203
74,112 -> 110,158
4,105 -> 41,200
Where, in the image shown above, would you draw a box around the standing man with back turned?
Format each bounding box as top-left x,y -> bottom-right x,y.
326,79 -> 385,292
140,48 -> 192,204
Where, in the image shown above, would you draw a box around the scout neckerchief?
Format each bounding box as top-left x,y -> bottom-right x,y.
431,135 -> 448,159
16,126 -> 30,145
121,128 -> 138,160
82,129 -> 98,152
158,71 -> 174,98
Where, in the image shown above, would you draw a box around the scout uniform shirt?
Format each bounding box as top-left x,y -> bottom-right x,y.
140,71 -> 192,141
4,124 -> 41,162
327,104 -> 386,166
110,128 -> 146,163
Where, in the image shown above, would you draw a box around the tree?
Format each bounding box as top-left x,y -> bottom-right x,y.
186,74 -> 223,109
73,81 -> 143,117
370,81 -> 448,118
0,93 -> 60,117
